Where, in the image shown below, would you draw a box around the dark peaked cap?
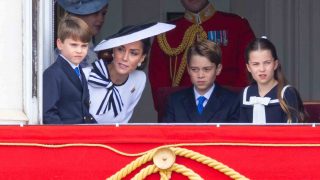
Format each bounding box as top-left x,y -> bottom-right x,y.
94,22 -> 176,51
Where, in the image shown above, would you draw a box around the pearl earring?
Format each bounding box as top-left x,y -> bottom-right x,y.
138,62 -> 142,67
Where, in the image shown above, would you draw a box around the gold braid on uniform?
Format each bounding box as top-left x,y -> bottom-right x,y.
157,24 -> 207,87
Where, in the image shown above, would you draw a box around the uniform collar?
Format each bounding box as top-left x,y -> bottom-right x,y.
184,3 -> 216,24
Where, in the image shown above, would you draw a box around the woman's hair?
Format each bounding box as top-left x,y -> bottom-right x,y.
187,39 -> 222,66
136,37 -> 151,70
57,15 -> 92,43
245,38 -> 305,122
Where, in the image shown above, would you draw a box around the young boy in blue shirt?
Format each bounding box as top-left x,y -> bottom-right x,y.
43,15 -> 96,124
162,39 -> 239,123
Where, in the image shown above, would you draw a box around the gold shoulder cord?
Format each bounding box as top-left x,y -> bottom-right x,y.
157,24 -> 207,87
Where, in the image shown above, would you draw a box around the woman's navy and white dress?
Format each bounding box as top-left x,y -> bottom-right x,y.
239,83 -> 301,123
83,60 -> 146,123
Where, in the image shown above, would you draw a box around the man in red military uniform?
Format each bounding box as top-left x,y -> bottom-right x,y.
149,0 -> 255,115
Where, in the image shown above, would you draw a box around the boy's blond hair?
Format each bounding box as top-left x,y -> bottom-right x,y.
187,39 -> 222,66
57,15 -> 92,43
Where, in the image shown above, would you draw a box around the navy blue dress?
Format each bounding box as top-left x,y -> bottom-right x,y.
239,83 -> 301,123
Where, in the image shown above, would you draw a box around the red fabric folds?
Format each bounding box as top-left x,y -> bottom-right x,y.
0,125 -> 319,179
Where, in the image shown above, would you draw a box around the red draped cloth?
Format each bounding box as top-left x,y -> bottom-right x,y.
0,125 -> 319,179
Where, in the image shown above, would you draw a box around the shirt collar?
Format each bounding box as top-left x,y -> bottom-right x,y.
184,3 -> 216,24
59,54 -> 79,69
194,83 -> 215,101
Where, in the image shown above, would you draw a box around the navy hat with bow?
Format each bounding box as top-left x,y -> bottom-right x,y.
57,0 -> 109,15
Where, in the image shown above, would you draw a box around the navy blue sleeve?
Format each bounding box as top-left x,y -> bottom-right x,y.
162,94 -> 176,123
227,92 -> 241,123
43,68 -> 63,124
238,90 -> 252,123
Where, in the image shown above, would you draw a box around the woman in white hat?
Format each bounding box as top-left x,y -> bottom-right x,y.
83,22 -> 175,123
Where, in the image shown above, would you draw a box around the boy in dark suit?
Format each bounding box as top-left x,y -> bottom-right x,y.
43,15 -> 96,124
162,39 -> 239,123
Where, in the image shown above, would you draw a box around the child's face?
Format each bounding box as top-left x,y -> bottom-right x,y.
57,38 -> 89,65
112,41 -> 145,76
187,55 -> 222,95
246,49 -> 278,86
77,6 -> 108,36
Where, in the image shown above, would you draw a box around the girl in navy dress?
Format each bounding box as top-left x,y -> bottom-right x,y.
239,37 -> 305,123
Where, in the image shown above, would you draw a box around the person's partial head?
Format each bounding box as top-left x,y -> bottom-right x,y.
94,22 -> 175,75
111,24 -> 151,75
112,25 -> 152,73
187,39 -> 222,95
111,39 -> 149,76
180,0 -> 209,13
102,25 -> 151,75
57,0 -> 109,36
245,37 -> 281,86
57,15 -> 92,65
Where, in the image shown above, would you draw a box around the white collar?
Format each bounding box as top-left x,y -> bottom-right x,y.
194,84 -> 215,101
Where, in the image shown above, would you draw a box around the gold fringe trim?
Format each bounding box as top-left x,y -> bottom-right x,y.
1,142 -> 320,155
157,24 -> 207,86
131,164 -> 203,180
108,147 -> 249,180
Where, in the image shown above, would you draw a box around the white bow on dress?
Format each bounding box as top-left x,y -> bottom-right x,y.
248,96 -> 271,124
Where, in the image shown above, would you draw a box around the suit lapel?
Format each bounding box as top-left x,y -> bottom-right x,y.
58,56 -> 83,91
80,66 -> 89,100
183,88 -> 199,122
80,66 -> 91,116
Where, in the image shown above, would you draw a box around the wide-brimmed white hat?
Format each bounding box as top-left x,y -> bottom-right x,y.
94,22 -> 176,51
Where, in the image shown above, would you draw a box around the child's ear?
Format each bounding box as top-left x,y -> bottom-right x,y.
56,39 -> 63,50
274,59 -> 279,70
246,63 -> 251,73
216,64 -> 223,75
187,65 -> 192,75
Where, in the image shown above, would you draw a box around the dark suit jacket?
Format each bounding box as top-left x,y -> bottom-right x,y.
43,56 -> 96,124
162,85 -> 239,123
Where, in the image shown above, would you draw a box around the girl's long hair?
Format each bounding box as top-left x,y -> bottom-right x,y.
245,38 -> 305,122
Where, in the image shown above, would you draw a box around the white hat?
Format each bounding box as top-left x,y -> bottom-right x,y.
94,22 -> 175,51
